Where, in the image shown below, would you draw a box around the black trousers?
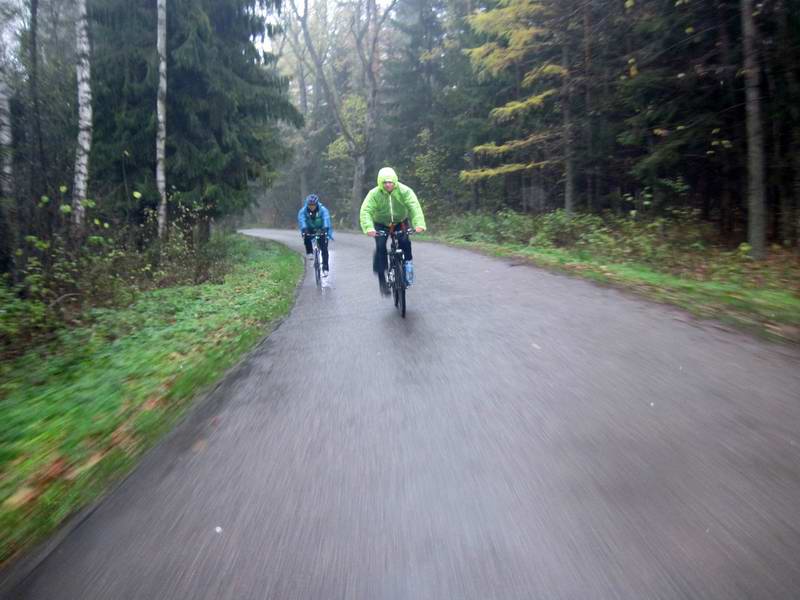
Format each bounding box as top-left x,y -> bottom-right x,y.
373,222 -> 412,277
303,232 -> 329,270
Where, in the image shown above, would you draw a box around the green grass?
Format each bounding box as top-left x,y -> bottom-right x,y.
433,236 -> 800,343
0,236 -> 303,566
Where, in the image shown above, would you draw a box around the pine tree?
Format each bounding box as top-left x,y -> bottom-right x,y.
463,0 -> 577,211
91,0 -> 301,237
172,0 -> 301,232
90,0 -> 161,227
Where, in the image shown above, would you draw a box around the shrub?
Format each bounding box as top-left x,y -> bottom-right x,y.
434,208 -> 779,282
532,212 -> 606,248
1,226 -> 248,362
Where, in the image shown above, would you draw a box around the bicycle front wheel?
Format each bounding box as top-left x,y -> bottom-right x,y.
392,262 -> 406,316
314,249 -> 321,287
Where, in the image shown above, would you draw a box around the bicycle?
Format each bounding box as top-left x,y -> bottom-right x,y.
303,231 -> 327,288
376,228 -> 415,318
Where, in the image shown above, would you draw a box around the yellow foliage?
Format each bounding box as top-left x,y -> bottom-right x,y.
459,160 -> 556,183
468,3 -> 548,39
489,89 -> 558,122
419,48 -> 441,63
466,43 -> 528,78
474,130 -> 560,156
522,63 -> 567,87
466,0 -> 550,76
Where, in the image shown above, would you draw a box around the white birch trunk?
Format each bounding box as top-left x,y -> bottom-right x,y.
72,0 -> 92,228
0,68 -> 12,198
157,0 -> 168,239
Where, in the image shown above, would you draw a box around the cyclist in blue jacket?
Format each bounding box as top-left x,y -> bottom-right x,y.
298,194 -> 334,275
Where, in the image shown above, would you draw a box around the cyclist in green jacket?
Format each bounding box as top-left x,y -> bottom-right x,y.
360,167 -> 426,295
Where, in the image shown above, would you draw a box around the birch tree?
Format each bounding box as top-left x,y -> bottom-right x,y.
0,62 -> 12,199
0,0 -> 13,200
71,0 -> 92,229
0,58 -> 10,275
156,0 -> 167,238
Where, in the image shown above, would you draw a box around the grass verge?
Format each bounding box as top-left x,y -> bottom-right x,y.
427,236 -> 800,344
0,235 -> 303,566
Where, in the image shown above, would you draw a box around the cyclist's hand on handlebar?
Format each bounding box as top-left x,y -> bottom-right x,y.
415,226 -> 425,233
367,230 -> 378,237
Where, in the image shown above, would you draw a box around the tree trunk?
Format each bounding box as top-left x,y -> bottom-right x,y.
350,0 -> 397,225
795,149 -> 800,249
297,60 -> 309,200
778,0 -> 798,246
291,0 -> 361,219
71,0 -> 93,230
156,0 -> 168,239
29,0 -> 47,198
561,44 -> 574,214
352,154 -> 366,220
0,63 -> 12,275
284,21 -> 313,202
765,64 -> 781,243
299,157 -> 309,200
0,66 -> 12,198
717,0 -> 742,241
470,155 -> 480,211
583,1 -> 595,211
741,0 -> 766,258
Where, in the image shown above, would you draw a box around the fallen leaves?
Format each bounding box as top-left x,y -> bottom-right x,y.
3,487 -> 36,510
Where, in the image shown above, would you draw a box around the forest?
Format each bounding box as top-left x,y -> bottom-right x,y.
1,0 -> 799,355
1,0 -> 800,571
266,0 -> 799,255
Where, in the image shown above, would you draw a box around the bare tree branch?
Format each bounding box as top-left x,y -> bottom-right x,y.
289,0 -> 356,150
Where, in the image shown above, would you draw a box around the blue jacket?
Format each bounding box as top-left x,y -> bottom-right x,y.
297,199 -> 334,240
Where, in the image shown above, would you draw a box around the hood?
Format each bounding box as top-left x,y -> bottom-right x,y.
303,194 -> 321,210
376,167 -> 399,188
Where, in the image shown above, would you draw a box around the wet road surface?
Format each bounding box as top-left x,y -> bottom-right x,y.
6,229 -> 800,599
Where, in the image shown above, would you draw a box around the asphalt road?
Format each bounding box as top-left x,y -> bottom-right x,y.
6,229 -> 800,599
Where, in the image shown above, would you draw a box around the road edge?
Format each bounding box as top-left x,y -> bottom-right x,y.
0,238 -> 306,598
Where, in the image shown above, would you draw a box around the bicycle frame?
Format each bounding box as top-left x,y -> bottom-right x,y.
303,231 -> 327,287
376,228 -> 414,317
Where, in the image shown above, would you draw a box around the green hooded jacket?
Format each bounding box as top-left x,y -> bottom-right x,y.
359,167 -> 427,233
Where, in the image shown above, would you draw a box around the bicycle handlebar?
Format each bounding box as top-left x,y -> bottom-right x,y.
302,231 -> 328,239
373,229 -> 417,237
